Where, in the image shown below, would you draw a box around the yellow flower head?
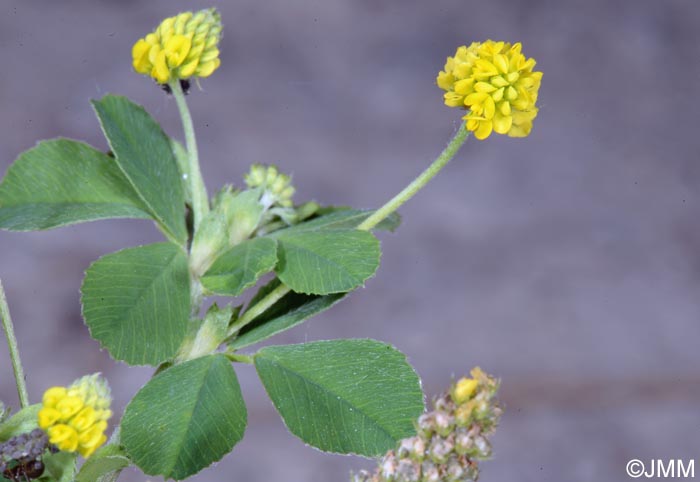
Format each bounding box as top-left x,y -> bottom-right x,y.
437,40 -> 542,140
37,374 -> 112,457
132,9 -> 223,84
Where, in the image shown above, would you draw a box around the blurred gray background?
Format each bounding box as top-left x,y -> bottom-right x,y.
2,0 -> 700,481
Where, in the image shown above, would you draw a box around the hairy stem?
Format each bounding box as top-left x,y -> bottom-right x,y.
357,121 -> 469,231
0,279 -> 29,408
226,123 -> 470,343
227,283 -> 291,338
170,80 -> 210,231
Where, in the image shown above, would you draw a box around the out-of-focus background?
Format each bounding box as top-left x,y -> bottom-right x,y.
2,0 -> 700,480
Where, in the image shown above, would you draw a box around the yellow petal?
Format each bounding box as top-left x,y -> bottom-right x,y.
145,33 -> 159,45
508,121 -> 532,137
199,48 -> 220,63
195,58 -> 220,77
474,120 -> 493,140
490,75 -> 508,88
148,44 -> 161,65
475,59 -> 497,73
493,113 -> 513,134
499,100 -> 512,116
483,96 -> 496,119
521,57 -> 536,72
443,92 -> 464,108
464,92 -> 488,106
78,424 -> 106,449
453,78 -> 474,95
453,63 -> 470,79
474,81 -> 496,93
519,76 -> 537,89
153,50 -> 170,83
506,71 -> 520,83
132,39 -> 152,74
492,87 -> 504,102
38,408 -> 61,429
179,58 -> 200,78
173,12 -> 193,35
48,425 -> 79,452
71,406 -> 97,432
157,17 -> 176,42
493,54 -> 509,74
78,436 -> 106,458
165,34 -> 192,68
436,71 -> 454,90
42,387 -> 67,408
56,395 -> 84,420
512,108 -> 538,124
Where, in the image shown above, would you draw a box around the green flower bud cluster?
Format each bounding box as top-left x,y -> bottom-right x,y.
351,368 -> 501,482
190,165 -> 299,277
245,164 -> 295,208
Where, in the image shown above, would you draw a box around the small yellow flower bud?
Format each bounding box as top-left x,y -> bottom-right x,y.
37,373 -> 112,458
453,377 -> 478,404
437,40 -> 542,140
132,9 -> 223,85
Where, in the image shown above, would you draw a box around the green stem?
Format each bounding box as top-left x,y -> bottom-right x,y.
357,121 -> 470,231
227,283 -> 291,338
0,279 -> 29,408
226,122 -> 469,343
170,80 -> 210,231
225,352 -> 254,364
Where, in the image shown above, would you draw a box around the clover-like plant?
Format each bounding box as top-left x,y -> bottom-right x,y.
0,8 -> 541,482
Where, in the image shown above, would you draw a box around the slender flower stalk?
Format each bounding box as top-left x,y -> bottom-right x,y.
230,124 -> 470,334
357,121 -> 469,231
0,279 -> 29,408
170,79 -> 210,231
227,283 -> 291,338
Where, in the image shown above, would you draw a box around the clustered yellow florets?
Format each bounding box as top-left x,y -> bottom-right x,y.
437,40 -> 542,140
132,9 -> 222,84
37,374 -> 112,458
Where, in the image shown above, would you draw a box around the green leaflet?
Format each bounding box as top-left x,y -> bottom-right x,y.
75,444 -> 130,482
81,243 -> 190,366
255,339 -> 424,456
201,237 -> 277,296
274,229 -> 380,295
121,355 -> 247,480
0,139 -> 151,231
92,95 -> 187,244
